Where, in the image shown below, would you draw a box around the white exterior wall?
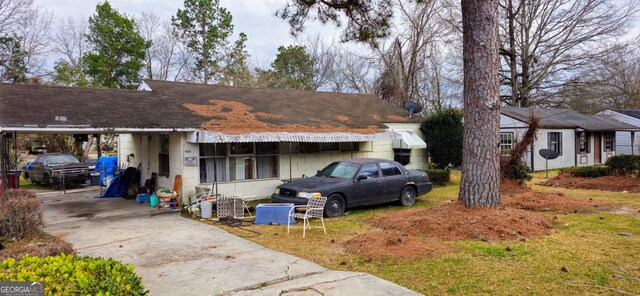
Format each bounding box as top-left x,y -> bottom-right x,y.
118,125 -> 426,201
384,122 -> 428,170
500,115 -> 582,171
596,110 -> 640,155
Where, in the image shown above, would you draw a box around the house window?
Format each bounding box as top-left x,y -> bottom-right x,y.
320,143 -> 340,152
499,132 -> 514,155
256,142 -> 279,179
340,142 -> 360,152
159,135 -> 170,177
199,142 -> 279,183
299,142 -> 320,153
604,133 -> 615,151
578,132 -> 590,153
199,143 -> 227,183
548,132 -> 563,155
394,149 -> 411,165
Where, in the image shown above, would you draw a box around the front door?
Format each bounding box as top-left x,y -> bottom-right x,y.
594,133 -> 602,164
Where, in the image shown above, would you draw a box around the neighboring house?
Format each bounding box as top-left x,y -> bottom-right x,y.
500,107 -> 637,171
0,80 -> 427,199
595,109 -> 640,155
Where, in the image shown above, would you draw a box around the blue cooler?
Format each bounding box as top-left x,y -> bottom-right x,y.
255,203 -> 295,225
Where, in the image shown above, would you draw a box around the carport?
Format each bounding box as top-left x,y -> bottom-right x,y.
0,83 -> 200,192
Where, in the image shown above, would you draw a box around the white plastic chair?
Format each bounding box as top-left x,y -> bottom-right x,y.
287,195 -> 327,238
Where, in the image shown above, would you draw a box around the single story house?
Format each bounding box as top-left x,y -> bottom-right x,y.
0,80 -> 427,200
595,109 -> 640,155
500,107 -> 638,171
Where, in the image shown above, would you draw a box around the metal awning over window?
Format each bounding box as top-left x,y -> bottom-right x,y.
188,130 -> 402,143
392,129 -> 426,149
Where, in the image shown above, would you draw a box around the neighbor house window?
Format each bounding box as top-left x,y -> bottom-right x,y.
499,132 -> 514,155
159,135 -> 170,177
548,132 -> 563,155
199,143 -> 279,183
339,142 -> 360,152
299,142 -> 320,153
604,133 -> 615,151
320,142 -> 340,152
578,132 -> 590,153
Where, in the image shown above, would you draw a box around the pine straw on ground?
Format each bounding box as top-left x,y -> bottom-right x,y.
541,171 -> 640,193
342,231 -> 457,259
368,202 -> 555,242
501,179 -> 611,213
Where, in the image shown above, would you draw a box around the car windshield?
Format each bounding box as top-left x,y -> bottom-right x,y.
45,155 -> 80,165
317,162 -> 360,179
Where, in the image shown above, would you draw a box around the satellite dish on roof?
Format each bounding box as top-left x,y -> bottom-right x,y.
404,101 -> 423,118
404,101 -> 423,114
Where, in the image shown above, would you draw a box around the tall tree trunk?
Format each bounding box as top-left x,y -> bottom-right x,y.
459,0 -> 502,208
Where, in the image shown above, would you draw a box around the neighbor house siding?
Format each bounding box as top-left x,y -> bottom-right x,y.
596,110 -> 640,155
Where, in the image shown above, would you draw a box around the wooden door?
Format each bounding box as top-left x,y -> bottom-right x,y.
594,133 -> 602,164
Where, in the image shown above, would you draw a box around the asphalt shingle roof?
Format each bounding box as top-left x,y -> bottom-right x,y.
0,80 -> 418,133
609,109 -> 640,120
501,107 -> 637,131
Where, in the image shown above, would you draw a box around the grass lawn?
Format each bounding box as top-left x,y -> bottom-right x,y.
213,171 -> 640,295
18,175 -> 48,190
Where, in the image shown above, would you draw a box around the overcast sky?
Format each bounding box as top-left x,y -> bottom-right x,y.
35,0 -> 340,67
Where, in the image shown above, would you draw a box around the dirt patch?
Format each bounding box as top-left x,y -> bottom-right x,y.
541,171 -> 640,193
0,232 -> 75,261
184,100 -> 381,134
368,201 -> 555,242
500,179 -> 610,213
342,231 -> 456,259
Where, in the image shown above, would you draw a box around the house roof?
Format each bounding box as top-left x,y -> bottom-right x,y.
0,81 -> 418,137
501,107 -> 638,131
607,109 -> 640,120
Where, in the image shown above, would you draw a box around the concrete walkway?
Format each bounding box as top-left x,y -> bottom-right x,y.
40,188 -> 421,296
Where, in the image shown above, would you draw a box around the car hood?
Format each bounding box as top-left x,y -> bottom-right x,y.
279,176 -> 351,191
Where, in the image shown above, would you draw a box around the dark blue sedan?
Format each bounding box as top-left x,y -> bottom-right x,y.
271,158 -> 432,217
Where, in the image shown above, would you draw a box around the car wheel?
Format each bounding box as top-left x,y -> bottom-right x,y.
325,194 -> 346,217
400,186 -> 417,207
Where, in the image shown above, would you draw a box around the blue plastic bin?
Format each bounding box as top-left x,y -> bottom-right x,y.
254,203 -> 295,225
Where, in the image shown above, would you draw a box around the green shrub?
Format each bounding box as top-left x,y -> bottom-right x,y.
605,154 -> 640,176
564,166 -> 608,178
420,109 -> 463,169
0,189 -> 43,241
424,169 -> 451,186
0,254 -> 148,295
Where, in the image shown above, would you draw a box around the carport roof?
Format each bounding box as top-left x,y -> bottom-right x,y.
0,81 -> 418,136
501,107 -> 638,131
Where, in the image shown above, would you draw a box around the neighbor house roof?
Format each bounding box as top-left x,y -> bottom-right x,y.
501,107 -> 638,131
0,81 -> 418,142
606,109 -> 640,120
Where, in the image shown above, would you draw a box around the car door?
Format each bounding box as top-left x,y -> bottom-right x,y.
379,161 -> 407,201
30,155 -> 45,182
351,162 -> 384,206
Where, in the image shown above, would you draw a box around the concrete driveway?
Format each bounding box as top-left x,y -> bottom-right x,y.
39,188 -> 421,296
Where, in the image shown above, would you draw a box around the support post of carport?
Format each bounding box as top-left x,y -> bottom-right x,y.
0,131 -> 6,192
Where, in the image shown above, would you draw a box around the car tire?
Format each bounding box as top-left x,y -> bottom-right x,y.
325,194 -> 346,217
400,186 -> 417,207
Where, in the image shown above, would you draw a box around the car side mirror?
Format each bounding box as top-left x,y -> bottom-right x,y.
356,175 -> 368,181
316,170 -> 322,176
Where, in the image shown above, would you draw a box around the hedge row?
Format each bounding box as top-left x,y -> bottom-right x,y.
0,254 -> 148,295
562,166 -> 609,178
423,169 -> 451,186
